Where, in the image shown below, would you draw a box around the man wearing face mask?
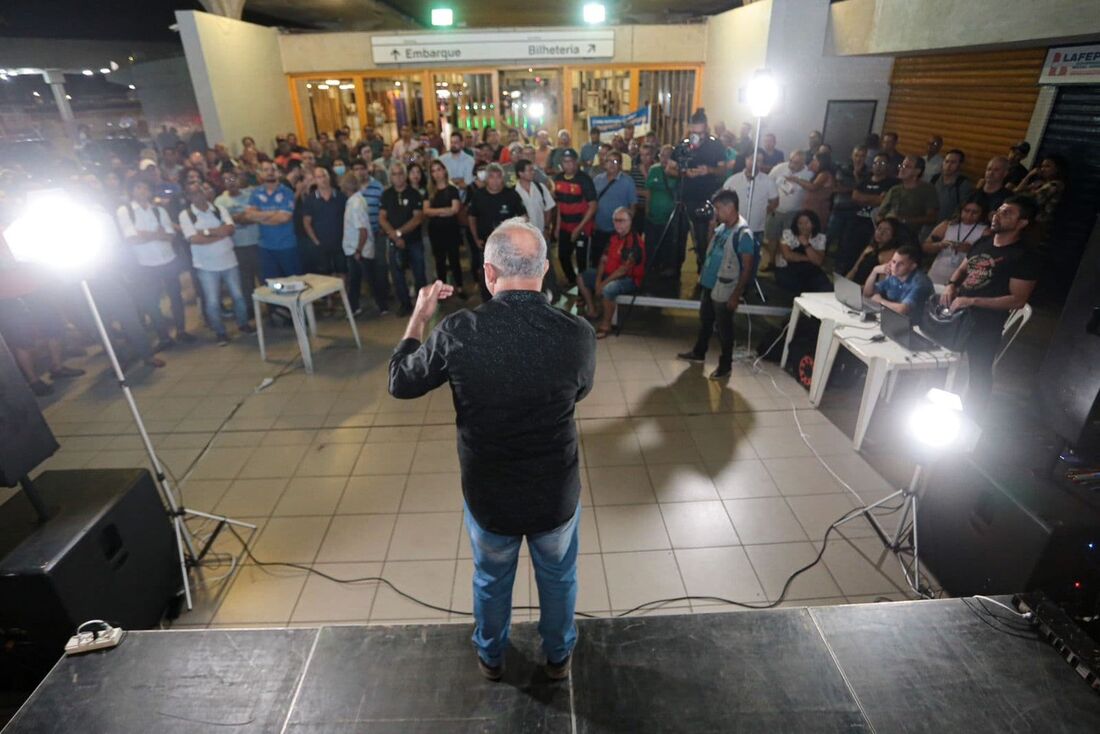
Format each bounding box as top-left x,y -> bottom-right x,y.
679,109 -> 727,274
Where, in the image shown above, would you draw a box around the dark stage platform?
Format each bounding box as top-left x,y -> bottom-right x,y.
5,598 -> 1099,733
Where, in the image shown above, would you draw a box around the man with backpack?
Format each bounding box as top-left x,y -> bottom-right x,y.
177,182 -> 254,345
676,190 -> 758,380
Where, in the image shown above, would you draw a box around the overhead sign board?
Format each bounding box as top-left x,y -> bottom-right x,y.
1040,44 -> 1100,85
372,30 -> 615,65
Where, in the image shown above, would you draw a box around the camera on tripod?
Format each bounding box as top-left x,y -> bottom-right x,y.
672,136 -> 702,168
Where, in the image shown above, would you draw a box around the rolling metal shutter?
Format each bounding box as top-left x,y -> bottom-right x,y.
1038,85 -> 1100,291
883,49 -> 1046,180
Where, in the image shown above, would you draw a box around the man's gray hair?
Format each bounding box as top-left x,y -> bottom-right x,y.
485,162 -> 505,176
389,161 -> 408,176
484,217 -> 547,279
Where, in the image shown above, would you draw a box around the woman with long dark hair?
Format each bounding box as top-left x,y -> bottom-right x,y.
786,151 -> 835,228
775,209 -> 832,294
423,159 -> 465,295
847,216 -> 903,284
922,197 -> 988,285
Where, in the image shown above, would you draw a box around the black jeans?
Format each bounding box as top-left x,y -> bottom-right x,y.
964,311 -> 1006,416
692,287 -> 735,371
775,262 -> 834,295
686,207 -> 711,274
591,229 -> 614,267
361,247 -> 391,313
558,230 -> 588,285
346,255 -> 364,312
837,216 -> 874,277
236,245 -> 261,318
431,230 -> 464,288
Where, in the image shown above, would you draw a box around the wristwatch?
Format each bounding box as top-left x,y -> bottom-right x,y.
202,228 -> 211,237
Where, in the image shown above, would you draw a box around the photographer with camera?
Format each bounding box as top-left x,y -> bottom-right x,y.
677,109 -> 727,274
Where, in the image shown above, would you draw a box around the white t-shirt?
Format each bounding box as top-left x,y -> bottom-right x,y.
776,229 -> 826,268
115,202 -> 177,267
342,191 -> 374,258
770,162 -> 813,213
515,179 -> 555,232
722,171 -> 778,232
928,220 -> 987,285
178,203 -> 238,272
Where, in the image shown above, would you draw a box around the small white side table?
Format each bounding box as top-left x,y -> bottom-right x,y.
252,273 -> 361,374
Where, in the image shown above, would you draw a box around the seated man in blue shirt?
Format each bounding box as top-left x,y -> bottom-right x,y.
862,244 -> 932,318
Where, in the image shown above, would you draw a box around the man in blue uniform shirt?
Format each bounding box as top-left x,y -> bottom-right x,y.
246,160 -> 301,279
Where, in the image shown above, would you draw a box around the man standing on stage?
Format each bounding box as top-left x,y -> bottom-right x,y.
388,218 -> 596,683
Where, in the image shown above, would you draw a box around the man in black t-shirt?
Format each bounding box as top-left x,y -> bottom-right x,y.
837,153 -> 898,275
940,195 -> 1039,414
680,109 -> 727,273
379,162 -> 426,315
467,163 -> 526,300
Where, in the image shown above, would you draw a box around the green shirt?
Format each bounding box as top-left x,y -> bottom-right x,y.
645,164 -> 679,225
878,181 -> 938,225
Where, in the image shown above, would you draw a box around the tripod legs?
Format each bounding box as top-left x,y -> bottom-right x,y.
79,279 -> 255,611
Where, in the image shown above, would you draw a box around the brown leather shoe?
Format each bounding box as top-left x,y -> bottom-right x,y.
544,655 -> 571,681
477,655 -> 502,682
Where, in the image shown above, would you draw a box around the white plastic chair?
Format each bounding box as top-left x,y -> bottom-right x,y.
994,303 -> 1032,368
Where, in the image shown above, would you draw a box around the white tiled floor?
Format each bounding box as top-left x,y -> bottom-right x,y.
21,298 -> 920,630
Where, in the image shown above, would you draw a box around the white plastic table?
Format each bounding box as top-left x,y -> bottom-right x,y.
252,273 -> 361,374
780,292 -> 960,450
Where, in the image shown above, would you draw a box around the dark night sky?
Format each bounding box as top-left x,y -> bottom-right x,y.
0,1 -> 308,41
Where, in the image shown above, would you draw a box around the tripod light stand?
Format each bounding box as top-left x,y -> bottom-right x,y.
835,388 -> 982,596
4,189 -> 255,611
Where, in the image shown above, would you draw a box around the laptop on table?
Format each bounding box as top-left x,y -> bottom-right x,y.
834,275 -> 882,315
880,307 -> 939,351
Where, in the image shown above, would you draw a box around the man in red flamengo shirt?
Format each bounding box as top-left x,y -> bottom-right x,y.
552,149 -> 597,288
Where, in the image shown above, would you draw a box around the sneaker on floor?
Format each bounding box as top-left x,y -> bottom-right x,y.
709,365 -> 732,381
545,655 -> 571,681
216,335 -> 230,347
676,351 -> 705,363
477,655 -> 502,682
351,307 -> 363,317
144,357 -> 167,368
29,380 -> 53,397
176,331 -> 197,344
49,365 -> 85,379
239,324 -> 257,335
378,309 -> 390,317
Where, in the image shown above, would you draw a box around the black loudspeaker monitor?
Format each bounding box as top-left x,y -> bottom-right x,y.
1039,216 -> 1100,454
0,469 -> 179,681
0,333 -> 58,487
918,457 -> 1100,616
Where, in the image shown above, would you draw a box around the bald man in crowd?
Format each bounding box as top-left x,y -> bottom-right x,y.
389,218 -> 596,684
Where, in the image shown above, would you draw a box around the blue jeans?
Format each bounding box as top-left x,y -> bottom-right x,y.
388,240 -> 427,309
194,266 -> 249,338
464,503 -> 580,667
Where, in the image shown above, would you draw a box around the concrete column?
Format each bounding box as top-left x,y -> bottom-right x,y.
198,0 -> 246,20
43,69 -> 78,142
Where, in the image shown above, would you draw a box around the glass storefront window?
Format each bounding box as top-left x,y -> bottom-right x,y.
360,76 -> 424,142
305,78 -> 359,141
499,68 -> 561,138
570,68 -> 632,143
432,72 -> 494,141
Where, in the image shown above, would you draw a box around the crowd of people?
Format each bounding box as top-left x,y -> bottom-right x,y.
0,108 -> 1057,407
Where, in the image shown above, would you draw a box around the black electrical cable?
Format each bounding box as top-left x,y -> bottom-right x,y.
222,501 -> 906,620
